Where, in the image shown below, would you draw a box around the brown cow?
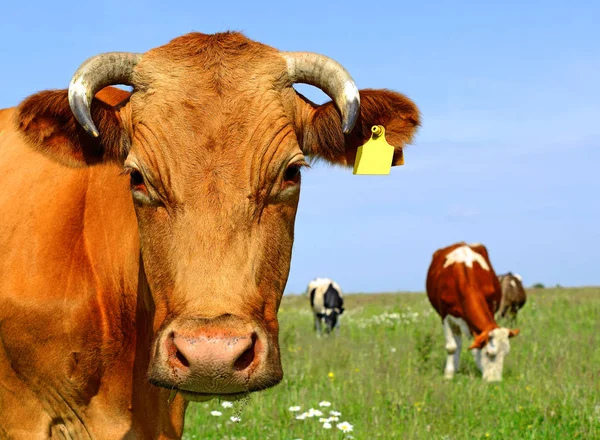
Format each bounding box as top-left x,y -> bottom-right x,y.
0,32 -> 420,438
497,272 -> 526,322
426,242 -> 519,382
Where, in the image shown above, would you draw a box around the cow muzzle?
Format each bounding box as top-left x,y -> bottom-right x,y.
148,315 -> 282,400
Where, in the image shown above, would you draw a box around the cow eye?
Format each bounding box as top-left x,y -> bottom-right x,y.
284,164 -> 301,183
283,161 -> 308,186
129,169 -> 146,190
125,168 -> 151,203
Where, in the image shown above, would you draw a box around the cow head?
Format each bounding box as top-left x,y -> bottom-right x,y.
323,308 -> 342,333
470,327 -> 519,382
322,284 -> 344,333
16,32 -> 419,400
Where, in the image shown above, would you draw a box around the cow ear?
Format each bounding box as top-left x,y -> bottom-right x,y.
16,87 -> 131,167
508,329 -> 520,338
300,89 -> 420,166
468,331 -> 489,350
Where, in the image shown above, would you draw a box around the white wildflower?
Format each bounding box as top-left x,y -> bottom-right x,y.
323,422 -> 332,429
319,401 -> 332,407
230,416 -> 241,423
306,408 -> 323,417
391,347 -> 397,353
221,401 -> 233,408
210,410 -> 222,417
337,421 -> 354,433
329,416 -> 339,421
289,406 -> 301,412
296,412 -> 308,420
330,410 -> 342,416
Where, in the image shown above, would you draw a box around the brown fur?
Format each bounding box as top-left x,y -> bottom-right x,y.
17,87 -> 131,167
497,272 -> 527,321
1,31 -> 420,438
426,242 -> 517,349
301,88 -> 420,165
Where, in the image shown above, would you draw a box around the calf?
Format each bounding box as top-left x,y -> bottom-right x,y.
497,273 -> 526,322
426,242 -> 519,382
307,278 -> 344,335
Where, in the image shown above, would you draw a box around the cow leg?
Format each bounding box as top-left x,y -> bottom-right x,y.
509,305 -> 519,324
499,306 -> 507,318
443,316 -> 461,379
314,316 -> 323,337
472,347 -> 482,372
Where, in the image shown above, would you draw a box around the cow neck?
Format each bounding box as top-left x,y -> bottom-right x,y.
457,271 -> 499,336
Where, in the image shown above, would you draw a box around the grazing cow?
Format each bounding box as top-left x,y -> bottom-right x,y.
0,31 -> 420,438
426,242 -> 519,382
497,272 -> 526,322
307,278 -> 344,335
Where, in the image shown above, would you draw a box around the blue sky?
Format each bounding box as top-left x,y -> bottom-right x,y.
1,0 -> 598,292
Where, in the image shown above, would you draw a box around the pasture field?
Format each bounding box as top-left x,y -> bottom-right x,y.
183,287 -> 600,439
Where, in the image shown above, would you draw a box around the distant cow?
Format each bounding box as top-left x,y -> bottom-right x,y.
497,272 -> 526,322
307,278 -> 344,335
426,242 -> 519,382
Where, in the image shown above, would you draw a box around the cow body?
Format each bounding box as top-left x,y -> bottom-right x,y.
0,103 -> 185,439
307,278 -> 344,335
0,31 -> 420,438
497,272 -> 526,322
426,242 -> 519,382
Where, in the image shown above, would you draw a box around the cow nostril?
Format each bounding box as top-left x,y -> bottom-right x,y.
168,332 -> 191,369
233,333 -> 258,371
175,348 -> 190,368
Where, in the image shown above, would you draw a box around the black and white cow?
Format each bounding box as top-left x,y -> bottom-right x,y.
307,278 -> 344,335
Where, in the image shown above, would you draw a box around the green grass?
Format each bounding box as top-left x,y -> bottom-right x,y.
183,287 -> 600,439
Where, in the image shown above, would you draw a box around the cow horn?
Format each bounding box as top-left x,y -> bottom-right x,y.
282,52 -> 360,134
68,52 -> 142,137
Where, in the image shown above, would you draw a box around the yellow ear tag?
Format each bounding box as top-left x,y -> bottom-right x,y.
352,125 -> 400,175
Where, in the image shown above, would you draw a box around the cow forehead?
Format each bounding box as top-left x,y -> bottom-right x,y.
489,328 -> 510,341
123,38 -> 303,204
443,245 -> 490,271
125,36 -> 299,184
133,32 -> 285,100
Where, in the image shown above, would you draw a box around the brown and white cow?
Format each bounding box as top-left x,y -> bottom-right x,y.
497,272 -> 526,322
0,32 -> 420,438
426,242 -> 519,382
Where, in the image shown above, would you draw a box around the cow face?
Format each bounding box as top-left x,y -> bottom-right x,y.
16,32 -> 419,400
322,308 -> 341,333
475,328 -> 519,382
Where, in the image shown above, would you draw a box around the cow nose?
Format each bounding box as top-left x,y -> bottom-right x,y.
167,330 -> 258,374
153,317 -> 275,396
149,315 -> 283,397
